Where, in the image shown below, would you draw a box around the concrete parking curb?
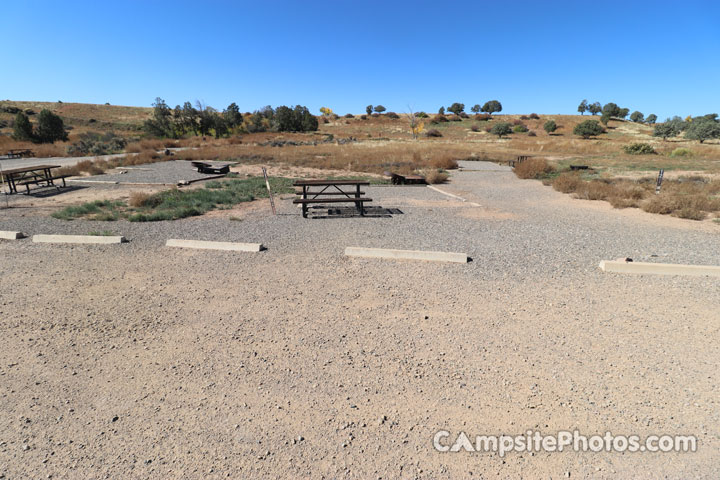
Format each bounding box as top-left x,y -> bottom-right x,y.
0,231 -> 26,240
345,246 -> 467,263
33,234 -> 126,244
599,260 -> 720,277
166,239 -> 264,252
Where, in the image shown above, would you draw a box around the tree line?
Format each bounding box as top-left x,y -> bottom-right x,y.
652,114 -> 720,143
577,99 -> 658,126
143,98 -> 318,138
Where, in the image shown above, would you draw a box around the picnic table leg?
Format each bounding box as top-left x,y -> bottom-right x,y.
355,184 -> 362,215
302,202 -> 308,218
45,169 -> 55,187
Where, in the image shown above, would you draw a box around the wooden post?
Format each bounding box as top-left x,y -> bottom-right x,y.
262,167 -> 276,215
655,169 -> 664,194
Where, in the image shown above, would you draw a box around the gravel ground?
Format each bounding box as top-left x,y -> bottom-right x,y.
72,160 -> 229,185
1,161 -> 719,478
0,153 -> 127,171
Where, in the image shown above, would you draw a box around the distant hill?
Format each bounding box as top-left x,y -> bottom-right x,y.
0,100 -> 151,136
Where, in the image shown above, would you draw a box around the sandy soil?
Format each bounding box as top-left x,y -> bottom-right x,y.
1,163 -> 719,479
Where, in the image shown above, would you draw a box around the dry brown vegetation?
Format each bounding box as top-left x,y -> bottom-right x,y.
423,169 -> 449,184
129,191 -> 152,207
513,158 -> 554,179
172,142 -> 469,175
55,150 -> 165,178
548,173 -> 720,220
2,101 -> 719,221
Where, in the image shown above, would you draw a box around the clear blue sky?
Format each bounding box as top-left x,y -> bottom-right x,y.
3,0 -> 719,119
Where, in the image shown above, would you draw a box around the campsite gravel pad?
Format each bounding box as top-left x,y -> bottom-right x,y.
1,161 -> 719,479
72,160 -> 230,184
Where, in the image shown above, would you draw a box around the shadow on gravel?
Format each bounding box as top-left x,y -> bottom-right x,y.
307,206 -> 403,219
16,185 -> 87,198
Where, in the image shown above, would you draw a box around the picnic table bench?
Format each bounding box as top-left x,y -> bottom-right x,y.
0,165 -> 66,194
293,179 -> 372,218
191,161 -> 230,174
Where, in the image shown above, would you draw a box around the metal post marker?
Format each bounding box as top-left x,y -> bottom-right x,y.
0,161 -> 9,208
655,169 -> 664,194
262,166 -> 276,215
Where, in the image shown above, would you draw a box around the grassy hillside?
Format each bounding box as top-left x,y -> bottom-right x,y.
0,100 -> 151,136
0,100 -> 718,176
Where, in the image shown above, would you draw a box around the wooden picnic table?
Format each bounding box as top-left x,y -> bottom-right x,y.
0,165 -> 64,194
5,149 -> 35,159
293,179 -> 371,218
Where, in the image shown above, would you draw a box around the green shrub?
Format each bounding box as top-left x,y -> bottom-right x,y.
573,120 -> 605,139
513,124 -> 529,133
67,132 -> 127,156
669,147 -> 694,158
543,120 -> 557,134
622,143 -> 656,155
491,122 -> 512,138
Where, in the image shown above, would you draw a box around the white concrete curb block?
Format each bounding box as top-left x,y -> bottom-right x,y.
599,260 -> 720,277
33,234 -> 126,244
345,246 -> 467,263
0,231 -> 26,240
166,239 -> 263,252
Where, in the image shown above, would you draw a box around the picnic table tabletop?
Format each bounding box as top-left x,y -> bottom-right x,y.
1,165 -> 61,176
293,179 -> 370,186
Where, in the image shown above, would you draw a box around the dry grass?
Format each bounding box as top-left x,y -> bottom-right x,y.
423,169 -> 449,184
173,142 -> 469,176
0,138 -> 70,158
550,172 -> 720,220
550,173 -> 584,193
129,191 -> 151,207
514,158 -> 554,179
51,150 -> 167,179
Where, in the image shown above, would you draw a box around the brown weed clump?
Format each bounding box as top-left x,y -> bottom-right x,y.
423,169 -> 449,184
514,158 -> 553,179
551,172 -> 583,193
429,155 -> 459,170
129,191 -> 151,207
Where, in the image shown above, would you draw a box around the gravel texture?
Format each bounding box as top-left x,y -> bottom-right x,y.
73,160 -> 229,185
0,161 -> 719,478
0,153 -> 126,171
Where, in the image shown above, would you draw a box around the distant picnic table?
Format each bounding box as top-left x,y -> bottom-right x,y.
4,149 -> 35,159
191,161 -> 230,175
293,179 -> 371,218
0,165 -> 66,194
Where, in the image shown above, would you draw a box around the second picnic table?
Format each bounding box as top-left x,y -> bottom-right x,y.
0,165 -> 65,194
293,179 -> 372,218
